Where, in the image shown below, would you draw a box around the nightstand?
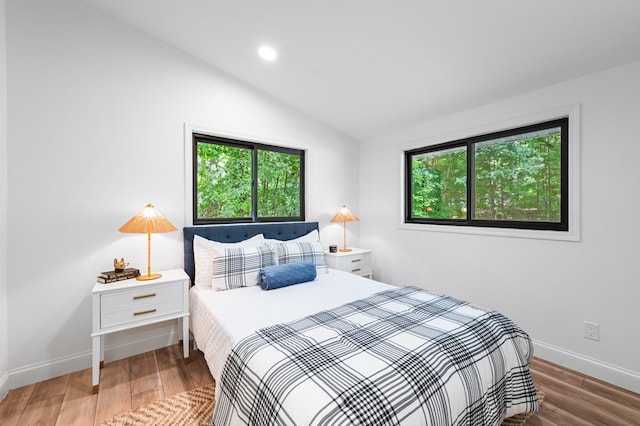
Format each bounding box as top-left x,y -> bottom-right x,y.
324,247 -> 373,278
91,269 -> 190,393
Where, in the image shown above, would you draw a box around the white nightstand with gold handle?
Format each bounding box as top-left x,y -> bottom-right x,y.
324,247 -> 373,278
91,269 -> 189,393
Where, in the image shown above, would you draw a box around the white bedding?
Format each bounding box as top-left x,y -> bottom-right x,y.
189,269 -> 394,385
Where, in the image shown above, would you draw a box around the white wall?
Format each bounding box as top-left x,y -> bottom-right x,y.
0,0 -> 9,402
5,0 -> 359,388
8,0 -> 638,396
360,60 -> 640,392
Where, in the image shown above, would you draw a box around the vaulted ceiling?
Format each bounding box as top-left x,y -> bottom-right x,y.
83,0 -> 640,140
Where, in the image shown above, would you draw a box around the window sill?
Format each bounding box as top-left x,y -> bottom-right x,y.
398,222 -> 580,242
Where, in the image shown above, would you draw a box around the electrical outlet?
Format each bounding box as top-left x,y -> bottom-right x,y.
584,321 -> 600,341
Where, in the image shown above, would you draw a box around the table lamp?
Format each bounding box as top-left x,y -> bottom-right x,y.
330,205 -> 360,252
119,203 -> 177,280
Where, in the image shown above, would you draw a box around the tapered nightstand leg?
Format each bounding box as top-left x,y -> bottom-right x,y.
92,334 -> 101,393
181,317 -> 190,360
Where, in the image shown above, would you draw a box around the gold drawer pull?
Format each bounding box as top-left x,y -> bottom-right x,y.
133,309 -> 157,316
133,293 -> 156,300
351,259 -> 361,263
352,268 -> 361,272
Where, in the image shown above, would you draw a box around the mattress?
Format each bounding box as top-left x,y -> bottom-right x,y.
190,268 -> 394,384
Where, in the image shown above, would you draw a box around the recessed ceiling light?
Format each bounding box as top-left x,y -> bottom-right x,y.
258,45 -> 277,61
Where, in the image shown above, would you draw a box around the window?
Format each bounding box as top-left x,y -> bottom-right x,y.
405,118 -> 568,231
193,133 -> 305,224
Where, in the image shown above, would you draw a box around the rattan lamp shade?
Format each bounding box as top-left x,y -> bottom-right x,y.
330,205 -> 359,252
119,204 -> 177,280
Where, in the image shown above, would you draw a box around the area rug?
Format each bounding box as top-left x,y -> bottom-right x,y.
102,384 -> 215,426
103,385 -> 544,426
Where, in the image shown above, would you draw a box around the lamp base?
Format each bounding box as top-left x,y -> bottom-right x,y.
136,273 -> 162,281
339,248 -> 352,252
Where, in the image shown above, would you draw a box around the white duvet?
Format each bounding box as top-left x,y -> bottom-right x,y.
189,269 -> 394,385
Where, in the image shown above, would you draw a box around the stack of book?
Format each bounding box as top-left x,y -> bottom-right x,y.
97,268 -> 141,283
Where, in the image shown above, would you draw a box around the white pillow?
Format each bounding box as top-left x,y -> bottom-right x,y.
211,244 -> 276,291
272,241 -> 328,274
193,234 -> 265,289
264,229 -> 319,244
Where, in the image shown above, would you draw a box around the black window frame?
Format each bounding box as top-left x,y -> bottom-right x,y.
405,117 -> 569,231
193,133 -> 305,225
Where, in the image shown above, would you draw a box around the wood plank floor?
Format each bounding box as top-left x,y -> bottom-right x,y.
528,357 -> 640,425
0,344 -> 638,425
0,342 -> 214,426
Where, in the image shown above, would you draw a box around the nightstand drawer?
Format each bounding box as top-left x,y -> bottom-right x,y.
100,283 -> 183,329
334,254 -> 372,274
101,298 -> 183,328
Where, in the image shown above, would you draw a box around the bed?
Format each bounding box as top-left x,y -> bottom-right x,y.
185,222 -> 539,425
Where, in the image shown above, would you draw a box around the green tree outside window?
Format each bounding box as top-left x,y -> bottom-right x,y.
405,118 -> 568,231
194,134 -> 304,224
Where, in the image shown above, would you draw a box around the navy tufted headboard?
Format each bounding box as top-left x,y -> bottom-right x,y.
183,221 -> 319,285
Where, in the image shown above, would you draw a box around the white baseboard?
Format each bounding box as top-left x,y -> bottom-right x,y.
8,329 -> 182,390
533,340 -> 640,394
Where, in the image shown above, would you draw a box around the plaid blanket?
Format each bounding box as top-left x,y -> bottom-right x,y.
213,287 -> 538,425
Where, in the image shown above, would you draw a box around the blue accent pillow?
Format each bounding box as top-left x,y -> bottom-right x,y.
258,261 -> 317,291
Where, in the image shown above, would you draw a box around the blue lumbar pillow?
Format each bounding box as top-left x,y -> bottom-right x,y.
258,261 -> 317,290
